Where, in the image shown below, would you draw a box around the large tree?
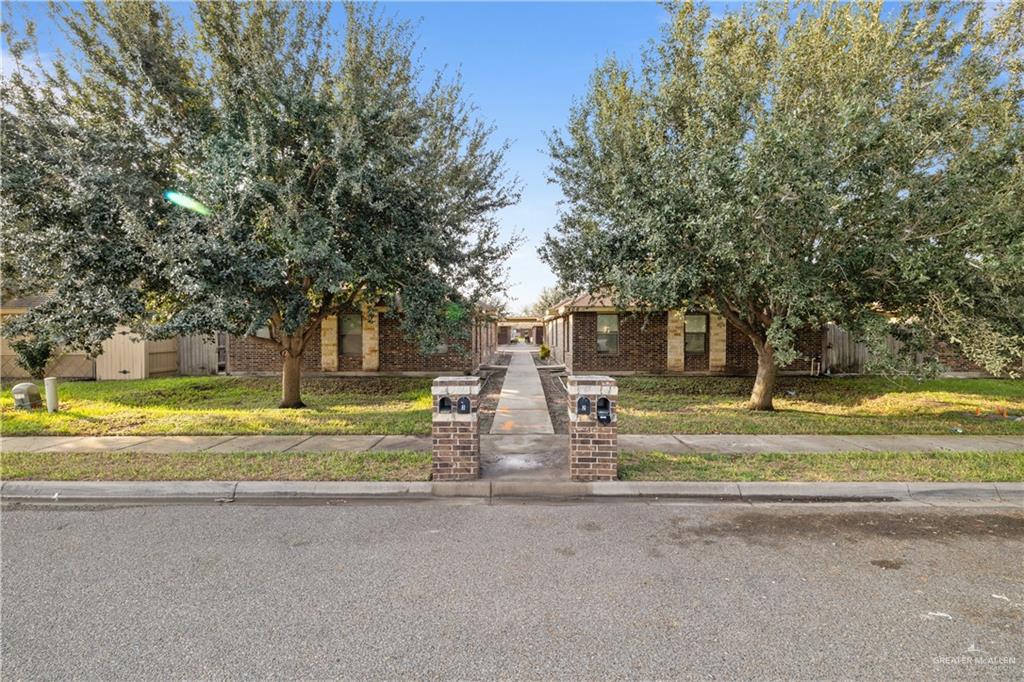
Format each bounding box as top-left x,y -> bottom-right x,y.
543,0 -> 1024,410
1,1 -> 517,407
525,284 -> 569,317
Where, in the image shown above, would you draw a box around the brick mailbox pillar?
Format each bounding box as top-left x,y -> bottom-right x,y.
431,376 -> 481,481
567,375 -> 618,481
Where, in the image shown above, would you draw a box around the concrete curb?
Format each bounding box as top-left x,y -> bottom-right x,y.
2,479 -> 1020,506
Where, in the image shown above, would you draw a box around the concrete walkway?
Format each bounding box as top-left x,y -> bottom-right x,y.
489,345 -> 554,435
1,434 -> 1021,454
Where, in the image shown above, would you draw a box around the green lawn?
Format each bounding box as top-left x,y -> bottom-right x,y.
0,376 -> 433,436
618,451 -> 1024,482
0,450 -> 431,481
617,376 -> 1024,435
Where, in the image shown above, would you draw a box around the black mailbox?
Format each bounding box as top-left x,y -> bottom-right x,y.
457,396 -> 472,414
576,396 -> 591,415
438,397 -> 452,413
596,397 -> 612,425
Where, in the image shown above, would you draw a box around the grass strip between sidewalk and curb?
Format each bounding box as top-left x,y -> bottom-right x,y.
618,450 -> 1024,482
0,450 -> 431,482
3,449 -> 1022,483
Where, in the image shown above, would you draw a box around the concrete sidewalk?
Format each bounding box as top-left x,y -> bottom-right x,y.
490,345 -> 554,435
3,433 -> 1021,454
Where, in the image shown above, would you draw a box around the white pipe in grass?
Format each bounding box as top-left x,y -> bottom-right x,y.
43,377 -> 59,413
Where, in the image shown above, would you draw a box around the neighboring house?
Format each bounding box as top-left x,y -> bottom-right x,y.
225,308 -> 497,376
1,295 -> 495,380
497,316 -> 543,345
0,295 -> 221,380
542,293 -> 989,377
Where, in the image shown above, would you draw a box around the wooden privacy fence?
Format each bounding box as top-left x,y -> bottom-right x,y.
178,334 -> 221,376
822,323 -> 925,375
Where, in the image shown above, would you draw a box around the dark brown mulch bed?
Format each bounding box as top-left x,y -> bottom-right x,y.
477,352 -> 509,433
537,365 -> 570,434
532,353 -> 560,367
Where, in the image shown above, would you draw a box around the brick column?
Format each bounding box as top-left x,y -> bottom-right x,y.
431,376 -> 481,481
567,375 -> 618,481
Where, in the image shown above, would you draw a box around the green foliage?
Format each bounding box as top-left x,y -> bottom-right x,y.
543,1 -> 1024,399
527,285 -> 569,316
618,451 -> 1024,482
538,343 -> 551,360
0,450 -> 432,481
1,1 -> 519,404
9,334 -> 53,380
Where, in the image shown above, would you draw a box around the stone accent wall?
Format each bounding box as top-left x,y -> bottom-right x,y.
571,311 -> 668,373
362,309 -> 380,371
431,376 -> 480,481
666,311 -> 685,372
726,323 -> 823,374
320,316 -> 339,371
567,375 -> 618,481
709,314 -> 727,371
226,326 -> 322,374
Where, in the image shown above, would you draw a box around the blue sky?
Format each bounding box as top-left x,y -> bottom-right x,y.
381,2 -> 673,312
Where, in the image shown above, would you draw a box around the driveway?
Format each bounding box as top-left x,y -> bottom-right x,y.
2,501 -> 1022,680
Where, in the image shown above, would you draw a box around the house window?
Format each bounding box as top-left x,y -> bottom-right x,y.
684,314 -> 707,354
596,314 -> 619,354
340,314 -> 362,356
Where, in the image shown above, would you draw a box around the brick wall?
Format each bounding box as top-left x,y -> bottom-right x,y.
726,322 -> 823,374
226,325 -> 322,374
933,342 -> 988,373
432,376 -> 480,481
684,347 -> 710,371
378,315 -> 474,373
571,312 -> 668,373
567,376 -> 618,482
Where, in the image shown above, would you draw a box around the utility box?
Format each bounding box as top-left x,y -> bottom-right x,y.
567,375 -> 618,481
431,376 -> 481,481
11,382 -> 42,409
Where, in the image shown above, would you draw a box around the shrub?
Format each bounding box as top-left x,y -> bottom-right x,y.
539,343 -> 551,360
11,335 -> 54,379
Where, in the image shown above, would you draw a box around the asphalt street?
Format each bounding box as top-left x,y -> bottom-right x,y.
2,500 -> 1022,680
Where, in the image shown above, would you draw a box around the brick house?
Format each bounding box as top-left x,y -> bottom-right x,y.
497,316 -> 543,345
542,293 -> 998,377
543,293 -> 824,376
226,307 -> 498,376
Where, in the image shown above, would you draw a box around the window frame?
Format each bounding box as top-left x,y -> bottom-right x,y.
683,313 -> 708,355
596,314 -> 619,355
339,313 -> 363,357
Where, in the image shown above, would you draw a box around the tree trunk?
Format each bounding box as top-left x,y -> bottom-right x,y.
749,341 -> 777,411
280,352 -> 305,409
